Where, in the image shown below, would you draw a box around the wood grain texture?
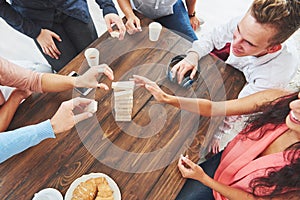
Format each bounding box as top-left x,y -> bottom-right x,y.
0,14 -> 245,200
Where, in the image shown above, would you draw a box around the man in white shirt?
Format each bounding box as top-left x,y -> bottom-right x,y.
170,0 -> 300,154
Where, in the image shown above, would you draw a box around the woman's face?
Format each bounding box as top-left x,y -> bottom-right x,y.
286,93 -> 300,134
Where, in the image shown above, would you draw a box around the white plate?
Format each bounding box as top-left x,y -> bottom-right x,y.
65,173 -> 121,200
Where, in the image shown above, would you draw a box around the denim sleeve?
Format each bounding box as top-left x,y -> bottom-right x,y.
0,0 -> 41,38
0,120 -> 55,163
95,0 -> 118,16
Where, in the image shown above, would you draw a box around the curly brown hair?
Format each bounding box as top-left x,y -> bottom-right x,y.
250,0 -> 300,46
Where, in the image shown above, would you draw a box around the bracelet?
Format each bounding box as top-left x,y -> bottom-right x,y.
189,11 -> 196,18
289,110 -> 300,125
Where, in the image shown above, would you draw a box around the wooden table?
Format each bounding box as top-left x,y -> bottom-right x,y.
0,15 -> 245,199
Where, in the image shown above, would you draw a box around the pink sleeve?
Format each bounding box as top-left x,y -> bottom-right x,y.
0,56 -> 43,92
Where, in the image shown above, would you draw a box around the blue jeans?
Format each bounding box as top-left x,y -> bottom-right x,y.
175,151 -> 223,200
35,10 -> 97,72
155,0 -> 198,42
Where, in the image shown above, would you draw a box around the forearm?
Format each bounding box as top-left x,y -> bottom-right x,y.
0,1 -> 41,38
0,120 -> 55,163
0,91 -> 25,132
162,89 -> 288,117
164,94 -> 214,116
41,73 -> 75,92
185,0 -> 197,15
200,174 -> 257,200
96,0 -> 118,16
117,0 -> 135,18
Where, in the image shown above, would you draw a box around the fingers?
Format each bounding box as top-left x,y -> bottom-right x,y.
104,13 -> 126,40
74,112 -> 93,124
177,66 -> 191,84
45,45 -> 61,59
132,75 -> 152,85
97,83 -> 109,91
125,18 -> 142,35
115,23 -> 126,40
97,64 -> 114,80
71,97 -> 93,110
190,68 -> 197,80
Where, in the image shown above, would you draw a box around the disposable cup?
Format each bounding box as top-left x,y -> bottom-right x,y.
149,22 -> 162,42
84,48 -> 99,67
32,188 -> 63,200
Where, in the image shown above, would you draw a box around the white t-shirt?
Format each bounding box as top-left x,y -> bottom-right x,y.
189,17 -> 299,98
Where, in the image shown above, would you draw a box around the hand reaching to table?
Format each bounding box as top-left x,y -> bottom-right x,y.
104,13 -> 126,40
50,98 -> 94,134
75,64 -> 114,90
132,75 -> 167,102
170,52 -> 199,84
178,155 -> 206,182
125,14 -> 142,35
36,29 -> 62,59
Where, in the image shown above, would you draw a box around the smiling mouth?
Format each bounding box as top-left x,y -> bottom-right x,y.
232,47 -> 242,55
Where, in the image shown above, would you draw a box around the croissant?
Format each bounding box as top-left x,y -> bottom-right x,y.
95,177 -> 114,200
72,178 -> 97,200
72,177 -> 114,200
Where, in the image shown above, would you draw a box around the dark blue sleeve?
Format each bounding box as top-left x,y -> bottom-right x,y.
95,0 -> 118,16
0,0 -> 41,39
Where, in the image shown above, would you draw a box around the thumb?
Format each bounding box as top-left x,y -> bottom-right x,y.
74,112 -> 93,124
50,31 -> 62,42
181,156 -> 196,168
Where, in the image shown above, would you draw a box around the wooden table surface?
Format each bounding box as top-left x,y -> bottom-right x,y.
0,15 -> 245,200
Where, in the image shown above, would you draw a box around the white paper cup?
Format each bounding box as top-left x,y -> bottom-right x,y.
149,22 -> 162,42
32,188 -> 63,200
84,48 -> 99,67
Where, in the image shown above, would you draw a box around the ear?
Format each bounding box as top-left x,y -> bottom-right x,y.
266,44 -> 282,53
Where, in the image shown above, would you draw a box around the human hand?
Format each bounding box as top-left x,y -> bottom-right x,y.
178,155 -> 206,181
125,15 -> 142,35
132,75 -> 167,102
50,98 -> 94,134
104,13 -> 126,40
209,137 -> 221,154
190,16 -> 201,31
75,64 -> 114,90
36,29 -> 62,59
170,52 -> 199,84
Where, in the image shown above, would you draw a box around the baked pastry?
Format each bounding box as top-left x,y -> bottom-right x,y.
72,178 -> 97,200
95,178 -> 114,200
72,177 -> 114,200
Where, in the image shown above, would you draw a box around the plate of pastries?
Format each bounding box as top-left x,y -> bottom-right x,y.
65,172 -> 121,200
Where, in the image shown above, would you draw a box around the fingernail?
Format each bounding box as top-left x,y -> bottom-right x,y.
88,113 -> 93,117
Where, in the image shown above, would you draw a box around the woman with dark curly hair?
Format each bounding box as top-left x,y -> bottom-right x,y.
133,75 -> 300,199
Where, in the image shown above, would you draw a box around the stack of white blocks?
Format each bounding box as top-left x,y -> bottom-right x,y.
112,81 -> 135,121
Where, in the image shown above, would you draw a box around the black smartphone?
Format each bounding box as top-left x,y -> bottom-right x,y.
68,71 -> 93,96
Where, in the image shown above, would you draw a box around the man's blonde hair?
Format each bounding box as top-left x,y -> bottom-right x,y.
250,0 -> 300,46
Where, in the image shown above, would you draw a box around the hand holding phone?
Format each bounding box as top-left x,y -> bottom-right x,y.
68,71 -> 93,96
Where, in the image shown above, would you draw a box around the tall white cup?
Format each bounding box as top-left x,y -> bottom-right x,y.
84,48 -> 99,67
149,22 -> 162,42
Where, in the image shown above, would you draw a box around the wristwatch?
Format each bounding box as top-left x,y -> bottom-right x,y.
188,11 -> 196,18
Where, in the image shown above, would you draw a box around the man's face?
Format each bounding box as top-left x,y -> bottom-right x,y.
232,12 -> 278,57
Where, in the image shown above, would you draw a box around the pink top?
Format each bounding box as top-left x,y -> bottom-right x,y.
0,56 -> 43,104
213,123 -> 291,199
